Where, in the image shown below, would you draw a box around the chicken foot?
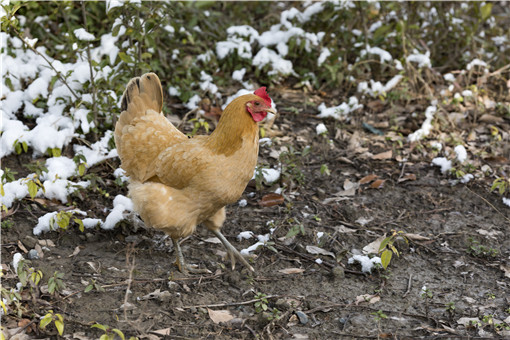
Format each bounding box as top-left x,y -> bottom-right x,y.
211,229 -> 255,272
172,238 -> 211,274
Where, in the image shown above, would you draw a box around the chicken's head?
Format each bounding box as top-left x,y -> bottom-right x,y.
246,87 -> 276,122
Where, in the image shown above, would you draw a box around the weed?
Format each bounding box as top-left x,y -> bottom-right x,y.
491,177 -> 509,196
47,271 -> 66,295
467,238 -> 499,258
40,310 -> 64,336
84,279 -> 105,293
1,167 -> 18,183
1,219 -> 14,229
378,230 -> 408,269
91,322 -> 137,340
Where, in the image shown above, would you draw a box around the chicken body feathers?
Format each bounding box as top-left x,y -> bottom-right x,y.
115,73 -> 261,241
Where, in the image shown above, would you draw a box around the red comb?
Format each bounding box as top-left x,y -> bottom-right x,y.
254,87 -> 272,106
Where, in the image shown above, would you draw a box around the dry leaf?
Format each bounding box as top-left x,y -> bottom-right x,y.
343,179 -> 357,191
39,239 -> 56,247
372,150 -> 392,160
203,237 -> 222,244
500,264 -> 510,279
207,308 -> 234,324
398,173 -> 417,183
17,240 -> 28,253
278,268 -> 305,274
478,114 -> 504,123
335,225 -> 357,233
305,245 -> 335,258
363,235 -> 386,254
152,328 -> 171,336
403,233 -> 431,241
259,193 -> 285,207
370,179 -> 386,189
68,246 -> 81,257
355,294 -> 380,305
359,174 -> 378,184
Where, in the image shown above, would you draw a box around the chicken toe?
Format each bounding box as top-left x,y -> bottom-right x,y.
172,238 -> 211,274
211,229 -> 255,272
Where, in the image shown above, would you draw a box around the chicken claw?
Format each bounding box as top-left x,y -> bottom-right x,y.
211,229 -> 255,272
172,238 -> 211,274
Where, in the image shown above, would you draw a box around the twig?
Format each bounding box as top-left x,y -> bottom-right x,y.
81,1 -> 98,141
123,243 -> 136,322
402,273 -> 412,298
176,107 -> 199,130
181,295 -> 281,309
11,26 -> 79,101
466,187 -> 510,223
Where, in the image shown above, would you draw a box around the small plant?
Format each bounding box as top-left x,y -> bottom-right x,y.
486,292 -> 495,300
371,309 -> 387,335
85,279 -> 105,293
1,167 -> 18,182
73,154 -> 88,177
91,323 -> 128,340
445,301 -> 456,319
40,310 -> 64,336
320,163 -> 331,176
254,292 -> 269,313
491,177 -> 509,196
50,211 -> 85,232
22,161 -> 49,178
1,219 -> 14,229
421,285 -> 433,318
47,271 -> 66,295
285,222 -> 305,239
12,139 -> 28,155
379,230 -> 408,269
187,118 -> 210,136
467,238 -> 499,258
23,175 -> 45,200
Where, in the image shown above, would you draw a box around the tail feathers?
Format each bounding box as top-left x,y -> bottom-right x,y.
120,72 -> 163,113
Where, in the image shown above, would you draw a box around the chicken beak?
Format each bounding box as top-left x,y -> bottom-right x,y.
266,107 -> 277,115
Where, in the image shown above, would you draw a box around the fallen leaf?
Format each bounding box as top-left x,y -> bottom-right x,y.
403,233 -> 431,241
68,246 -> 81,257
278,268 -> 305,274
359,174 -> 378,184
500,264 -> 510,279
203,237 -> 222,244
17,240 -> 28,253
372,150 -> 392,160
363,235 -> 386,254
370,179 -> 386,189
355,294 -> 380,305
35,244 -> 44,259
139,289 -> 172,302
343,179 -> 357,191
478,114 -> 504,123
259,193 -> 285,207
152,328 -> 171,336
335,225 -> 357,233
207,308 -> 234,324
398,173 -> 417,183
305,245 -> 335,258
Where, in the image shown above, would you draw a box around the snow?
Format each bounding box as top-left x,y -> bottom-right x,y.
261,168 -> 281,184
238,199 -> 247,207
317,96 -> 363,120
12,253 -> 24,274
232,68 -> 246,82
503,197 -> 510,207
361,45 -> 393,63
407,104 -> 437,142
348,255 -> 382,273
237,231 -> 254,240
113,168 -> 129,183
317,47 -> 331,66
444,73 -> 456,82
240,233 -> 270,255
0,179 -> 30,209
454,145 -> 468,163
406,51 -> 431,68
358,75 -> 403,98
252,47 -> 293,75
74,28 -> 95,41
316,123 -> 328,135
459,174 -> 474,184
42,157 -> 77,181
466,58 -> 487,70
102,195 -> 133,230
431,157 -> 452,174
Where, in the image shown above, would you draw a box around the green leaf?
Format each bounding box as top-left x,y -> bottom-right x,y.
39,315 -> 53,329
1,182 -> 5,196
480,3 -> 492,21
381,249 -> 392,269
55,319 -> 64,335
378,237 -> 392,252
118,52 -> 134,64
52,148 -> 61,157
112,329 -> 126,340
78,163 -> 86,176
22,141 -> 28,153
84,284 -> 93,293
27,180 -> 38,199
92,324 -> 108,332
74,217 -> 85,232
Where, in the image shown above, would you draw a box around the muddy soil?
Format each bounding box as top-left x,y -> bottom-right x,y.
2,88 -> 510,340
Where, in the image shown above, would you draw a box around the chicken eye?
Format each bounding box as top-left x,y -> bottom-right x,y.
254,101 -> 261,106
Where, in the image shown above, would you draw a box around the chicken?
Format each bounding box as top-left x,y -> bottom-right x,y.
114,73 -> 276,273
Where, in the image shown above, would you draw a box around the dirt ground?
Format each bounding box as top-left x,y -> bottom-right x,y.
2,84 -> 510,339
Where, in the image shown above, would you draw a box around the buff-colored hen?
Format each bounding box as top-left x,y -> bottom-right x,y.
114,73 -> 275,273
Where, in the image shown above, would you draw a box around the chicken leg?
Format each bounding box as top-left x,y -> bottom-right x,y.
211,229 -> 255,272
172,238 -> 211,274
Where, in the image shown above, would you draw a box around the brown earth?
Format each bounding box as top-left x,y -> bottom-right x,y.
2,84 -> 510,339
